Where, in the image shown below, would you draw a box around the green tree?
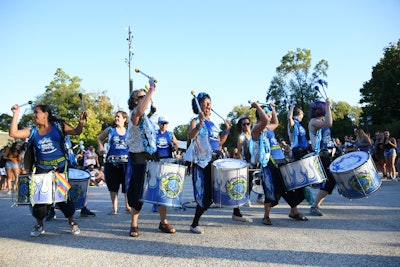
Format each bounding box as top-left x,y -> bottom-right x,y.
0,113 -> 12,132
174,124 -> 189,141
19,68 -> 114,147
359,40 -> 400,136
266,48 -> 329,113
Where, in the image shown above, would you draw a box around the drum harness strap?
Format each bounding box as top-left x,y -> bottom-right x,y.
38,157 -> 66,166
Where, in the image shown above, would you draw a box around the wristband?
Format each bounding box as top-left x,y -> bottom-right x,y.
149,85 -> 156,91
195,124 -> 203,130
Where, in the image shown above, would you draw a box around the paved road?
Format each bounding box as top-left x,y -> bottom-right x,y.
0,175 -> 399,266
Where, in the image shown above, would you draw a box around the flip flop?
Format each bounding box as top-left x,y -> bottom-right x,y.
289,213 -> 308,221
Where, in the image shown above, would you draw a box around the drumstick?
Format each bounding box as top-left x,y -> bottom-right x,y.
190,90 -> 202,112
318,79 -> 329,99
78,93 -> 85,111
11,100 -> 33,111
313,86 -> 326,101
211,109 -> 225,121
135,68 -> 158,83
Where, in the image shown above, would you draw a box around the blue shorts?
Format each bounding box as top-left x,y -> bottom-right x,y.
5,161 -> 19,169
384,148 -> 396,157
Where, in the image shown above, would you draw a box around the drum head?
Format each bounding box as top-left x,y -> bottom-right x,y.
329,151 -> 369,173
213,159 -> 247,169
68,168 -> 91,179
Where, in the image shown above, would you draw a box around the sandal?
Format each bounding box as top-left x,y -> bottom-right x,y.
289,213 -> 308,221
159,222 -> 176,234
130,226 -> 139,237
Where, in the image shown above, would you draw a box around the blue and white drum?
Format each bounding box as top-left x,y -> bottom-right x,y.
16,174 -> 31,205
141,161 -> 186,207
329,151 -> 381,199
280,153 -> 326,191
212,159 -> 248,207
66,168 -> 90,209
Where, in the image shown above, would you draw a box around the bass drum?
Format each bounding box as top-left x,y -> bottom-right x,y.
329,151 -> 381,199
212,159 -> 248,207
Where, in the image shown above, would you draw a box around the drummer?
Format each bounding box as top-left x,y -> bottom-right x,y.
151,115 -> 179,212
287,101 -> 312,160
126,80 -> 176,237
251,102 -> 308,225
188,92 -> 251,235
308,98 -> 335,216
9,104 -> 86,236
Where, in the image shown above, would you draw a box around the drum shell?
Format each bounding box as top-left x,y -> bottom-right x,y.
329,152 -> 381,199
30,172 -> 56,204
17,174 -> 31,205
141,161 -> 186,207
64,168 -> 90,209
212,159 -> 248,207
279,155 -> 326,191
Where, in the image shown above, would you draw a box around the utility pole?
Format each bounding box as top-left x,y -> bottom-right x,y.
126,26 -> 134,96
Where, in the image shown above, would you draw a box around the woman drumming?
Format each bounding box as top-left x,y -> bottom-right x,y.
126,81 -> 176,237
9,104 -> 86,236
237,116 -> 264,205
189,92 -> 251,234
251,102 -> 307,225
97,111 -> 131,215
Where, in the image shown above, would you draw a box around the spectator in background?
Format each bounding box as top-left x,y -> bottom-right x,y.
373,131 -> 386,178
354,127 -> 372,153
75,149 -> 85,170
222,147 -> 230,158
383,130 -> 397,180
84,145 -> 100,170
4,142 -> 22,194
88,164 -> 106,186
232,147 -> 240,159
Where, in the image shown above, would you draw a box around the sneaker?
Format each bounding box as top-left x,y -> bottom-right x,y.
310,207 -> 323,216
262,217 -> 272,225
30,225 -> 45,237
7,190 -> 12,195
80,207 -> 96,217
152,204 -> 158,212
257,197 -> 265,204
70,222 -> 80,235
190,225 -> 203,234
45,209 -> 56,221
232,214 -> 253,223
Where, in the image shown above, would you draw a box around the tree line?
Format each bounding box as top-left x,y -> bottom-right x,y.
1,40 -> 399,153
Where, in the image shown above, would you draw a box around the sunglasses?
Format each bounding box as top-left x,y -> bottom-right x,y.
242,123 -> 250,126
137,95 -> 145,99
160,122 -> 168,125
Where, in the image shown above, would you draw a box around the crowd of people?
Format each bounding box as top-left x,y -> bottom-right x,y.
2,78 -> 400,238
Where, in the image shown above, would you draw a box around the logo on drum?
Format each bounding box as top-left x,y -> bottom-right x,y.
349,174 -> 372,192
160,172 -> 183,199
225,176 -> 247,200
69,185 -> 83,202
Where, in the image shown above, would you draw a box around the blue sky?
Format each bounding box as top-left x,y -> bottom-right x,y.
0,1 -> 399,130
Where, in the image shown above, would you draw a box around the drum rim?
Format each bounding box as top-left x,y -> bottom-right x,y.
212,158 -> 247,168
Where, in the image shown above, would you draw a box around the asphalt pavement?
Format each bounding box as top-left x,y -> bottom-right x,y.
0,174 -> 399,267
